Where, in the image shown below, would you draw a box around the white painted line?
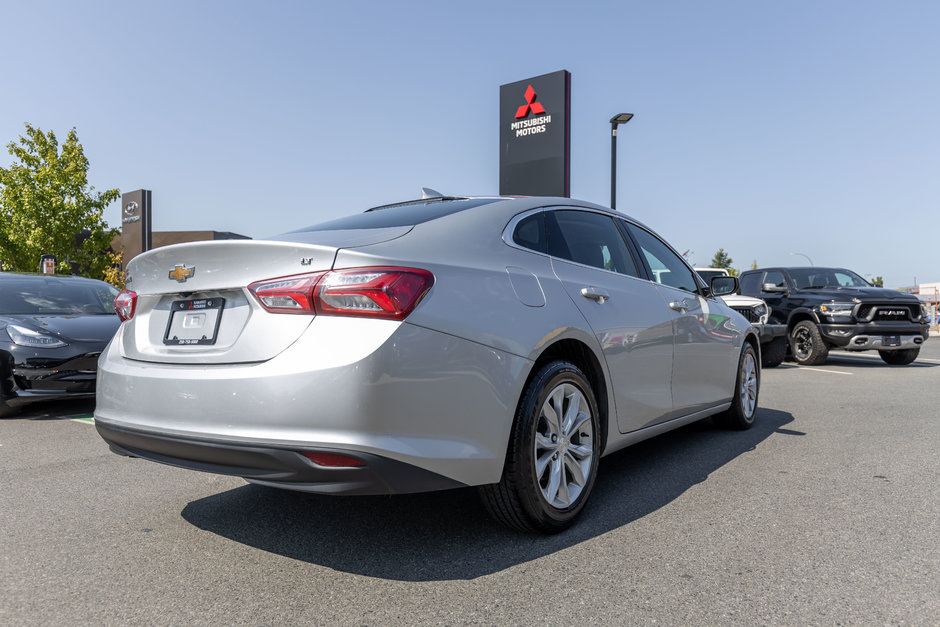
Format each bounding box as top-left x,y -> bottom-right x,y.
797,367 -> 854,376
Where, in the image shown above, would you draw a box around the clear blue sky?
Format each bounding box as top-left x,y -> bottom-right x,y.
2,0 -> 938,288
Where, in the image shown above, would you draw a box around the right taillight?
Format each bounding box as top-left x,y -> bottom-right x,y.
248,267 -> 433,320
248,272 -> 326,314
315,267 -> 434,320
113,290 -> 138,321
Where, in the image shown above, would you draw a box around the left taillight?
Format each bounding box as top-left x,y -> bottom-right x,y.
113,290 -> 137,321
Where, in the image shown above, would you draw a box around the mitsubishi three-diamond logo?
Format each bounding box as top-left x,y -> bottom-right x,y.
515,85 -> 545,119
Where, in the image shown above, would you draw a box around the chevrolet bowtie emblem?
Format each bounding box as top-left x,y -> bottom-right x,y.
169,265 -> 196,283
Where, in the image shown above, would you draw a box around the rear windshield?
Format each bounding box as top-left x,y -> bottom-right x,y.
0,277 -> 118,315
292,198 -> 499,232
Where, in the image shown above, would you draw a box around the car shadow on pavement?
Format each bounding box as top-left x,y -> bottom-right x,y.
181,408 -> 793,582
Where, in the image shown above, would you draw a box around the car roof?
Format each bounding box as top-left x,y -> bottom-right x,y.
290,195 -> 649,234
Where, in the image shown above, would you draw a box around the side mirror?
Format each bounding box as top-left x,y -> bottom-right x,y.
762,283 -> 788,293
710,275 -> 738,297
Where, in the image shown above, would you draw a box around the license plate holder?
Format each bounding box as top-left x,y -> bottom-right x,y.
164,298 -> 225,345
883,335 -> 901,347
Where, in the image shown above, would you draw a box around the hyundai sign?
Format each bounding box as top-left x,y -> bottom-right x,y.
499,70 -> 571,197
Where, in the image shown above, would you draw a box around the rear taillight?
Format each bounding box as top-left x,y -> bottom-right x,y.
248,272 -> 325,314
113,290 -> 137,321
315,267 -> 434,320
248,267 -> 433,320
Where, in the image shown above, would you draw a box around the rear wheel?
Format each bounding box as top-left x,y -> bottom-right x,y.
714,343 -> 760,430
0,401 -> 21,418
878,348 -> 919,365
479,360 -> 600,534
790,320 -> 829,365
761,337 -> 787,368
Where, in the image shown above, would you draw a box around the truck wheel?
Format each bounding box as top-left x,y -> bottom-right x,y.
0,401 -> 21,418
878,348 -> 919,365
761,337 -> 787,368
789,321 -> 829,365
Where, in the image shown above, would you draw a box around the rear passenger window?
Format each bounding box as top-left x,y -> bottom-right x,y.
512,213 -> 545,253
545,210 -> 640,277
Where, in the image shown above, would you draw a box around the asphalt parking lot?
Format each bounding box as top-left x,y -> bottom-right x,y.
2,343 -> 938,625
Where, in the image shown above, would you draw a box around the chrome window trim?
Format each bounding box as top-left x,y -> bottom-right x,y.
501,205 -> 649,281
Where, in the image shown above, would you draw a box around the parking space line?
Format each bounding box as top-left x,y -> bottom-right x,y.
796,367 -> 853,376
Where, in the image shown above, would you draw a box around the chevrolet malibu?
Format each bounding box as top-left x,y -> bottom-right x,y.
95,195 -> 761,533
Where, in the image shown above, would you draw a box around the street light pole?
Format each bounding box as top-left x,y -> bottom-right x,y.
610,113 -> 633,210
789,251 -> 814,266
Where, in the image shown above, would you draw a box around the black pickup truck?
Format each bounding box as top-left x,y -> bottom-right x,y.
739,267 -> 929,365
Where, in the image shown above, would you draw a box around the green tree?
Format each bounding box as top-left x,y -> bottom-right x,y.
710,248 -> 734,270
0,123 -> 119,278
751,259 -> 758,270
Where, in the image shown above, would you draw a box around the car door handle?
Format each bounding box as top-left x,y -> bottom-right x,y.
669,299 -> 691,312
581,287 -> 611,304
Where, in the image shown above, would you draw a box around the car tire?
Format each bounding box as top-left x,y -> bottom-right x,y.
0,401 -> 21,418
714,343 -> 760,430
789,320 -> 829,365
878,348 -> 920,365
479,360 -> 600,534
761,337 -> 787,368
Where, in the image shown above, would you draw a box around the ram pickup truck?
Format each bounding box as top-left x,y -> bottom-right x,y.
739,266 -> 929,365
696,268 -> 788,367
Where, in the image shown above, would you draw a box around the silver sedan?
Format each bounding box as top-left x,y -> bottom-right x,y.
95,195 -> 760,533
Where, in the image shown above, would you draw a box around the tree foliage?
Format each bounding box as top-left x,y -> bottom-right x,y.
0,124 -> 119,278
710,248 -> 734,270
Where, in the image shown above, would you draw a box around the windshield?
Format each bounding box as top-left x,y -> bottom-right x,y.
788,268 -> 870,289
0,277 -> 119,315
696,270 -> 728,283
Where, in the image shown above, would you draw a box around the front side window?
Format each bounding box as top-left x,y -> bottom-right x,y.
545,210 -> 640,277
626,225 -> 699,293
739,273 -> 760,295
763,271 -> 787,291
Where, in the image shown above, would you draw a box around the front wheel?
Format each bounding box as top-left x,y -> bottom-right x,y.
878,348 -> 919,365
761,337 -> 787,368
479,360 -> 600,534
790,320 -> 829,365
714,343 -> 760,430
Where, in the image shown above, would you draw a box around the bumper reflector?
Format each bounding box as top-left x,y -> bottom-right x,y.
301,451 -> 366,468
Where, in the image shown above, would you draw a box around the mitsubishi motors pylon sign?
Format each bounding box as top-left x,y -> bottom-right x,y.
499,70 -> 571,197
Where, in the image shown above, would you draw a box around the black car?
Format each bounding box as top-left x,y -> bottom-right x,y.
739,267 -> 929,365
1,273 -> 121,417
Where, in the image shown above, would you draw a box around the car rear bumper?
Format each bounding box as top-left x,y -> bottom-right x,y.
96,421 -> 465,495
95,317 -> 530,490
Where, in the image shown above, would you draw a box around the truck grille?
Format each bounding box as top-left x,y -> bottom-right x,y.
857,304 -> 916,321
731,307 -> 760,323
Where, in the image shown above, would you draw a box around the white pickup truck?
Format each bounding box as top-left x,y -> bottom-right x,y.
696,268 -> 788,367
